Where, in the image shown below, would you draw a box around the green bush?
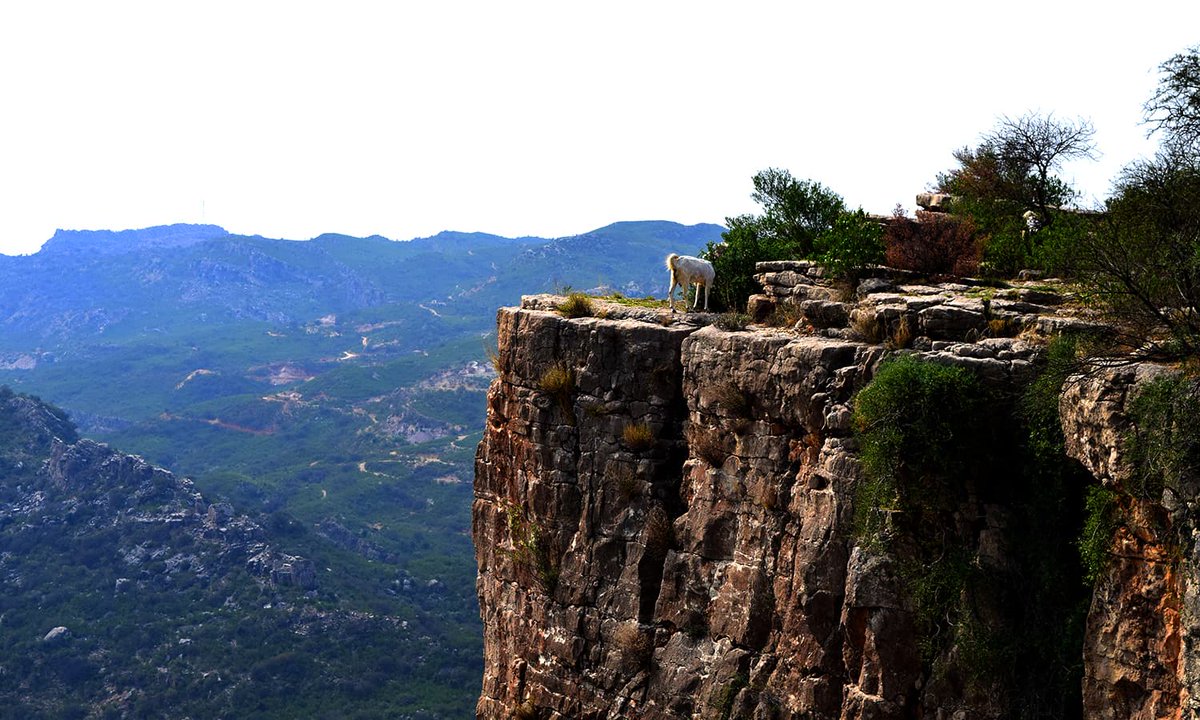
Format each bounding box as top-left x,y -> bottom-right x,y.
704,169 -> 844,311
853,356 -> 986,539
1079,486 -> 1119,583
1126,374 -> 1200,500
813,209 -> 884,280
852,351 -> 1092,712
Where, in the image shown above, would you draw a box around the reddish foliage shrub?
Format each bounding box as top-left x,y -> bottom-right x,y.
884,211 -> 981,276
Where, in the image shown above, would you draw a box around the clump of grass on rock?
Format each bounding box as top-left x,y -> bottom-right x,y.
557,292 -> 595,318
622,422 -> 655,451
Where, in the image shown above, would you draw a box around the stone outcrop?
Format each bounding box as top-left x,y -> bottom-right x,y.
475,268 -> 1200,719
1062,365 -> 1200,719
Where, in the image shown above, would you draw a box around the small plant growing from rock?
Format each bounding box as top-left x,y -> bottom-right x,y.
612,621 -> 654,671
693,430 -> 730,468
709,672 -> 750,719
513,698 -> 539,720
714,312 -> 751,331
850,308 -> 884,344
885,315 -> 913,350
484,340 -> 503,374
614,467 -> 642,502
505,506 -> 561,593
556,292 -> 595,319
713,382 -> 753,418
622,422 -> 655,451
643,504 -> 674,559
540,363 -> 575,415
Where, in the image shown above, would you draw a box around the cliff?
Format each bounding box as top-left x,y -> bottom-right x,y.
474,263 -> 1200,719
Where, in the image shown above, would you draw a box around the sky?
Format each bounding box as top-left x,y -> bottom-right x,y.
0,2 -> 1196,255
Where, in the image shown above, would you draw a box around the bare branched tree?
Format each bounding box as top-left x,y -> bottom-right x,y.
1145,45 -> 1200,152
981,113 -> 1098,225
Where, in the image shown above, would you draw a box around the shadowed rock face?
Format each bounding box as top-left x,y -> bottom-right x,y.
474,275 -> 1199,719
1061,365 -> 1200,720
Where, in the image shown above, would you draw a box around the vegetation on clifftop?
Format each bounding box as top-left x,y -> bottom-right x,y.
852,351 -> 1091,718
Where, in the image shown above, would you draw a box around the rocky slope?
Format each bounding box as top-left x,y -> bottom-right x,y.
474,262 -> 1199,718
0,387 -> 469,718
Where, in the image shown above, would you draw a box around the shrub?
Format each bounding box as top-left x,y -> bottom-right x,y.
1126,374 -> 1200,500
622,422 -> 655,451
852,355 -> 987,540
557,292 -> 595,319
813,209 -> 885,280
884,210 -> 981,276
703,169 -> 845,311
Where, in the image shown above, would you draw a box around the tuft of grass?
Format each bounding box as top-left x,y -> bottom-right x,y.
766,303 -> 804,329
987,317 -> 1022,338
613,622 -> 654,670
605,293 -> 669,310
622,422 -> 655,451
713,382 -> 752,418
616,471 -> 642,502
885,315 -> 913,350
644,504 -> 674,557
544,364 -> 576,415
484,341 -> 502,374
714,312 -> 751,331
850,308 -> 884,343
557,292 -> 595,319
693,431 -> 729,468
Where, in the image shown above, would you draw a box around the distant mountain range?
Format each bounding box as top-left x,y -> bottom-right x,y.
0,221 -> 723,350
0,219 -> 725,717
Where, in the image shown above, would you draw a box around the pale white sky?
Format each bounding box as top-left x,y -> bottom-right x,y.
0,2 -> 1195,255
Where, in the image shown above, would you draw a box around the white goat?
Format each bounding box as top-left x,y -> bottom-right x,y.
666,253 -> 715,312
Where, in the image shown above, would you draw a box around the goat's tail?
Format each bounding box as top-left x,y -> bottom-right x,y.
665,253 -> 679,273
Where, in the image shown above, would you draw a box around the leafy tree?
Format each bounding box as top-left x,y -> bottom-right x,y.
704,169 -> 844,310
936,113 -> 1097,273
748,168 -> 846,258
813,209 -> 885,280
1073,47 -> 1200,359
1077,146 -> 1200,357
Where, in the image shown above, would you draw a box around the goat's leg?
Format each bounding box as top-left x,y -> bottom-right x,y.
703,283 -> 709,311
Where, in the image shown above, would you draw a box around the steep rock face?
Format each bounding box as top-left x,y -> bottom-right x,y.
474,305 -> 696,718
1061,365 -> 1200,720
475,286 -> 1062,719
